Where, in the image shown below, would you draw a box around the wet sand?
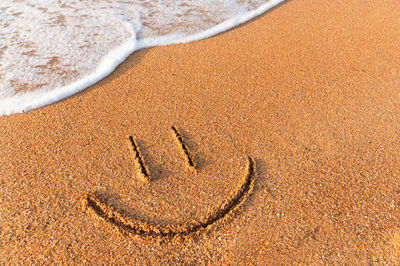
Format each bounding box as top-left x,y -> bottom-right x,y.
1,0 -> 400,264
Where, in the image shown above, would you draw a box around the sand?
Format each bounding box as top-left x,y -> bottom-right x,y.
1,0 -> 400,264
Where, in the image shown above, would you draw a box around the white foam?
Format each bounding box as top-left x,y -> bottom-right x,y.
0,0 -> 286,116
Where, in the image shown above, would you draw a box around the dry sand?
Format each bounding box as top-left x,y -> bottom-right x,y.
1,0 -> 400,264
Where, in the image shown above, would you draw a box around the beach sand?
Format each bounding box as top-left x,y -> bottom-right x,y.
1,0 -> 400,263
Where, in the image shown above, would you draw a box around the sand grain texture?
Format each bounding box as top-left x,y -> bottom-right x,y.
1,0 -> 400,264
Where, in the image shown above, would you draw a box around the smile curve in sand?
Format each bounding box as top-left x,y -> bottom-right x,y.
81,127 -> 256,241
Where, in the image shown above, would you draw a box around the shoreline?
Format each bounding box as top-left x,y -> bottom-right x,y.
0,0 -> 287,116
1,0 -> 400,264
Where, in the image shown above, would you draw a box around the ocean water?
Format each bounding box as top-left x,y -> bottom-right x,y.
0,0 -> 286,115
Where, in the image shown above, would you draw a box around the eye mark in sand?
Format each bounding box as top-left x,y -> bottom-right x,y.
171,126 -> 196,172
128,135 -> 151,182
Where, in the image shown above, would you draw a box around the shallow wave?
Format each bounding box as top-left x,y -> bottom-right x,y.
0,0 -> 286,115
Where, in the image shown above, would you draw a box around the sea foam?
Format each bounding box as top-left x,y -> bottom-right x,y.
0,0 -> 286,116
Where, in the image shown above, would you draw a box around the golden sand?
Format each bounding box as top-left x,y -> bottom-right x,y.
1,0 -> 400,263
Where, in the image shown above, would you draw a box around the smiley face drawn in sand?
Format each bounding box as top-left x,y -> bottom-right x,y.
81,126 -> 256,242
